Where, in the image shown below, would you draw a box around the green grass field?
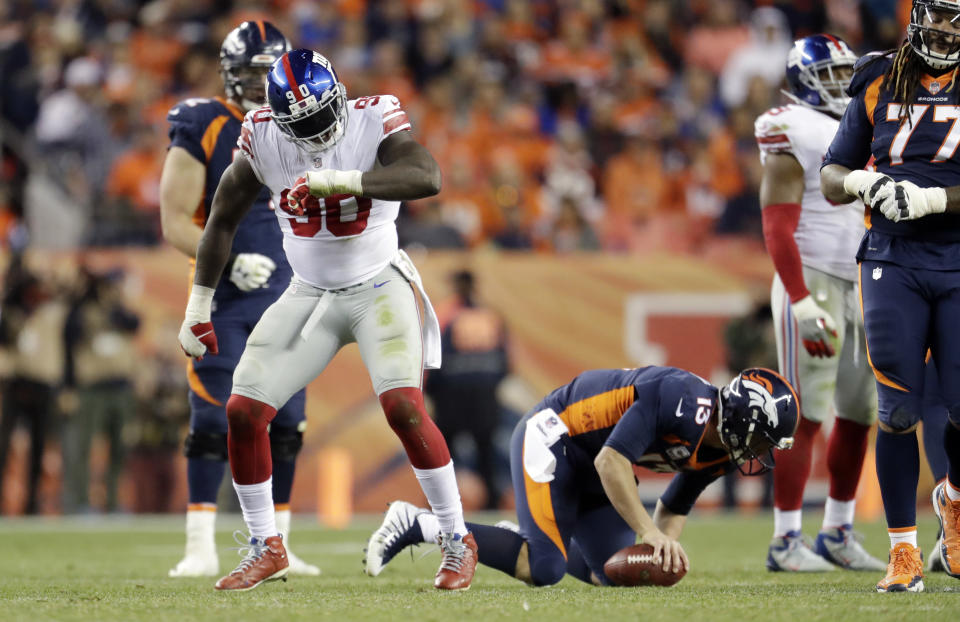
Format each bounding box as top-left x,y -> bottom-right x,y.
0,512 -> 955,622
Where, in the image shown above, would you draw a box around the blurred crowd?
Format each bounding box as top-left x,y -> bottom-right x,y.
0,253 -> 188,514
0,0 -> 910,253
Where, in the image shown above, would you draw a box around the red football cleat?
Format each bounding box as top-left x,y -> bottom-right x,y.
215,535 -> 289,592
434,532 -> 477,591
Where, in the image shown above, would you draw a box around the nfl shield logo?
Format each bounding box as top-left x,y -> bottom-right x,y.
872,266 -> 882,280
930,81 -> 942,94
313,157 -> 323,168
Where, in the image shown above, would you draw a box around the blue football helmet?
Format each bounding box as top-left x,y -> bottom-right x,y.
718,368 -> 799,476
266,49 -> 348,151
220,21 -> 290,111
908,0 -> 960,69
783,34 -> 857,117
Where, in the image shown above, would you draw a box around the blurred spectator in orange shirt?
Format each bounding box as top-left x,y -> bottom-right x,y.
601,132 -> 667,247
102,124 -> 165,244
536,11 -> 612,89
685,0 -> 750,75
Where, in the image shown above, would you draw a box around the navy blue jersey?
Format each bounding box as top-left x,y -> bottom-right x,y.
166,97 -> 291,300
823,52 -> 960,267
539,367 -> 731,514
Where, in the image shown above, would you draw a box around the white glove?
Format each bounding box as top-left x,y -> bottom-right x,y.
878,180 -> 947,222
229,253 -> 276,292
178,285 -> 218,360
843,170 -> 895,207
791,295 -> 838,358
305,169 -> 363,197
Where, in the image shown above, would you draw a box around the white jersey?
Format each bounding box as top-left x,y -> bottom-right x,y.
755,104 -> 863,282
239,95 -> 412,289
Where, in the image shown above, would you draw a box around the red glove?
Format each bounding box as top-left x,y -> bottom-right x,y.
286,176 -> 311,216
179,321 -> 219,360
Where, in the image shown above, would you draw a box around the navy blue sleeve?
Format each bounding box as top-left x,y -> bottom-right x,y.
166,100 -> 210,164
822,53 -> 889,172
604,400 -> 657,463
659,470 -> 722,516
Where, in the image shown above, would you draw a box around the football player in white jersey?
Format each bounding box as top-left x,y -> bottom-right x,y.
755,34 -> 885,573
177,49 -> 476,592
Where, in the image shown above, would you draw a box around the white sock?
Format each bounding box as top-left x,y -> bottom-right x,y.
184,507 -> 217,556
773,508 -> 802,537
822,497 -> 856,530
947,479 -> 960,502
233,478 -> 277,539
417,512 -> 441,544
889,529 -> 917,548
275,508 -> 292,545
412,461 -> 467,536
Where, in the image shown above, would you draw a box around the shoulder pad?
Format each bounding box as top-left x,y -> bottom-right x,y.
167,98 -> 222,125
848,51 -> 893,97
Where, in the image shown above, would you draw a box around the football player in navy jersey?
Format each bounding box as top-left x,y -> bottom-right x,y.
159,21 -> 317,578
363,366 -> 799,587
821,0 -> 960,593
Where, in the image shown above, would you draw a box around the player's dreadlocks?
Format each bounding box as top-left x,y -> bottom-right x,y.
879,39 -> 960,123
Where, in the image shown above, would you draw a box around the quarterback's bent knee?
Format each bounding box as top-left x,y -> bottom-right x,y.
528,556 -> 566,587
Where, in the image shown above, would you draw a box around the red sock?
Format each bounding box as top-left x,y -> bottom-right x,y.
827,417 -> 870,501
379,387 -> 450,469
774,416 -> 821,510
226,394 -> 277,484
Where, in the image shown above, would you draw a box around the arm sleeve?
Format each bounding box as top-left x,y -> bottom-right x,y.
761,202 -> 808,302
604,401 -> 657,463
659,470 -> 723,516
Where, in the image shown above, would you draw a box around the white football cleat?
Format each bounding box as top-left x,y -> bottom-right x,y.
767,531 -> 836,572
364,500 -> 428,577
814,525 -> 887,571
169,553 -> 219,577
169,508 -> 219,577
275,508 -> 321,576
287,549 -> 321,576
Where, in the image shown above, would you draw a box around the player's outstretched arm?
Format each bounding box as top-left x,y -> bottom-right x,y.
594,446 -> 688,573
194,156 -> 262,289
159,146 -> 206,258
652,500 -> 687,540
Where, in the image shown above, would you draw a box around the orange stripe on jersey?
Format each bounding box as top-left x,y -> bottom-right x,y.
921,70 -> 956,93
522,451 -> 566,559
187,358 -> 223,406
864,75 -> 884,126
864,202 -> 872,229
858,266 -> 909,393
216,96 -> 245,121
201,115 -> 230,162
558,386 -> 635,436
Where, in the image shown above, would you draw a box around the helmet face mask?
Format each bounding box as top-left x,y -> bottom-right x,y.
220,21 -> 291,111
909,0 -> 960,69
267,50 -> 349,152
783,34 -> 857,117
717,368 -> 799,477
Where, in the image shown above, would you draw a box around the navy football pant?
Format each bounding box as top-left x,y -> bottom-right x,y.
509,410 -> 635,586
860,261 -> 960,529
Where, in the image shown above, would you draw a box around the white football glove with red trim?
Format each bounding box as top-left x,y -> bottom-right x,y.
178,285 -> 218,360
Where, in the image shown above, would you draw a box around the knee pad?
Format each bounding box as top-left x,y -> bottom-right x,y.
226,394 -> 276,439
183,431 -> 228,461
269,423 -> 305,462
379,387 -> 427,432
529,555 -> 567,587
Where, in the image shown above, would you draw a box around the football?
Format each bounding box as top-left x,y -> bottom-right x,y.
603,543 -> 687,587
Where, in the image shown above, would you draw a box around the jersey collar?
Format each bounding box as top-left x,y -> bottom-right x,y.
921,68 -> 958,95
217,97 -> 246,121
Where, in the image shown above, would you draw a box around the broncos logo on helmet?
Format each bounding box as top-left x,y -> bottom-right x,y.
783,34 -> 857,118
718,368 -> 800,475
220,21 -> 291,111
908,0 -> 960,69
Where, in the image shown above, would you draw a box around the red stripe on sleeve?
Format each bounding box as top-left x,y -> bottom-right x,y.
383,112 -> 410,135
761,202 -> 809,302
757,134 -> 790,144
